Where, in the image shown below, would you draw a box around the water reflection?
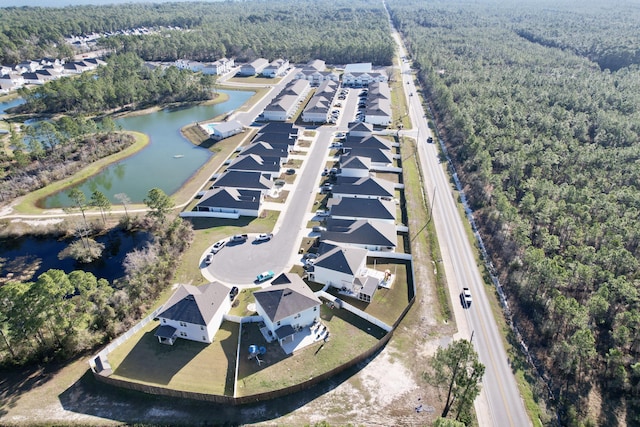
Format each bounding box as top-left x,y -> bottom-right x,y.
41,89 -> 253,208
0,229 -> 151,283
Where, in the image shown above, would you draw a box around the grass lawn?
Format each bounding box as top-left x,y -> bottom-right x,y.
236,304 -> 387,396
326,259 -> 410,326
228,287 -> 260,317
108,321 -> 239,396
265,189 -> 289,204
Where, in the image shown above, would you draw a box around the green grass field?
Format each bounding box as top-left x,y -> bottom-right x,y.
236,304 -> 387,396
108,321 -> 239,395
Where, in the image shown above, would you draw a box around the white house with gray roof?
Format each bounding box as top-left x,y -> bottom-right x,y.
308,244 -> 379,303
339,155 -> 371,178
195,187 -> 262,217
211,170 -> 273,194
327,197 -> 396,223
261,58 -> 289,78
227,154 -> 283,178
239,58 -> 269,76
331,176 -> 395,200
155,283 -> 231,345
253,273 -> 321,347
321,219 -> 397,251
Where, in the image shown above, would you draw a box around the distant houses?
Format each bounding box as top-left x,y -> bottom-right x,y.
0,57 -> 105,94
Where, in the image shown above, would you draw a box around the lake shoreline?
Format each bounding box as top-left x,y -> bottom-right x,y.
5,90 -> 241,217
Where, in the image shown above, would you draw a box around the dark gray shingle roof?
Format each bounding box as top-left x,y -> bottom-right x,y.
158,283 -> 230,326
253,273 -> 321,323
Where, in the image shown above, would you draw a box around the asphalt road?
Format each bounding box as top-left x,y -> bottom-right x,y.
203,74 -> 352,285
389,21 -> 532,427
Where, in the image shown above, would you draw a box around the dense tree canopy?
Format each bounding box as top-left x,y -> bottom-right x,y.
0,1 -> 394,66
17,52 -> 215,114
387,0 -> 640,425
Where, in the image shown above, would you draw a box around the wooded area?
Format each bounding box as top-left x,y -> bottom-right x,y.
17,52 -> 216,114
388,0 -> 640,425
0,195 -> 193,367
0,115 -> 133,201
0,0 -> 395,66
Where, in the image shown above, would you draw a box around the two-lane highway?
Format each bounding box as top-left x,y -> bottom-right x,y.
387,12 -> 532,427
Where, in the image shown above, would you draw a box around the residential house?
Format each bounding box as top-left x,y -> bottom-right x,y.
308,244 -> 379,303
155,283 -> 231,345
202,57 -> 235,75
195,187 -> 262,217
347,122 -> 374,137
175,59 -> 204,72
340,147 -> 393,169
339,155 -> 371,178
240,142 -> 290,160
252,132 -> 297,148
262,79 -> 310,121
331,176 -> 395,200
239,58 -> 269,76
253,273 -> 321,347
211,170 -> 273,194
21,72 -> 47,85
301,80 -> 339,123
343,134 -> 393,151
304,59 -> 326,71
261,58 -> 289,78
321,218 -> 397,251
257,122 -> 300,139
227,154 -> 283,179
342,63 -> 388,87
327,197 -> 396,223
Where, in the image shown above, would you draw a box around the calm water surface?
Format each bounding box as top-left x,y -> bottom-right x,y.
0,230 -> 151,282
42,89 -> 253,207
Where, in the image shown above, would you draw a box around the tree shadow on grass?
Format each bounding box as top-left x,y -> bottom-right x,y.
0,361 -> 66,418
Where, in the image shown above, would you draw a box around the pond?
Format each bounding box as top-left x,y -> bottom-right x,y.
41,89 -> 253,208
0,97 -> 25,117
0,229 -> 151,283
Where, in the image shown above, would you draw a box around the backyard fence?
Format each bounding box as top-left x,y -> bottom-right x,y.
90,305 -> 164,375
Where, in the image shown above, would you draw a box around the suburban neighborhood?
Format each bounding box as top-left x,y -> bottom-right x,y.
87,55 -> 413,405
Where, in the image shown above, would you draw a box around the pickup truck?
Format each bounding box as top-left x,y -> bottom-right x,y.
229,234 -> 248,243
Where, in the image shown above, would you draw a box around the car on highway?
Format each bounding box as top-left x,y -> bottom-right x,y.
461,287 -> 473,308
254,233 -> 273,242
229,234 -> 248,243
256,270 -> 275,282
211,239 -> 226,254
204,253 -> 214,265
